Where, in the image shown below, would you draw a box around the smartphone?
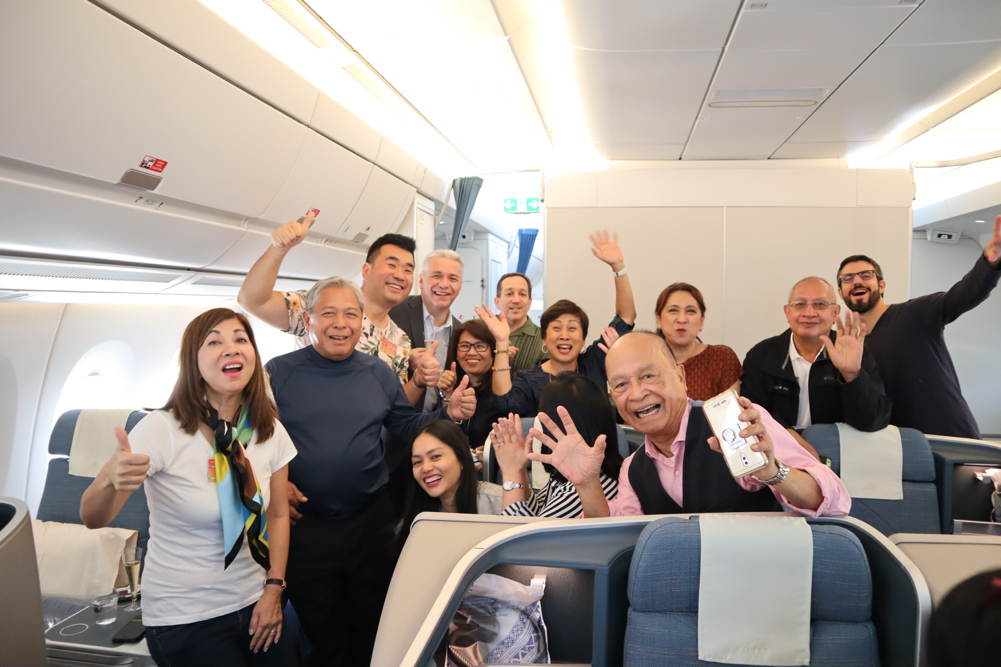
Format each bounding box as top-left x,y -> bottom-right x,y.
296,208 -> 320,223
111,616 -> 146,643
701,389 -> 768,478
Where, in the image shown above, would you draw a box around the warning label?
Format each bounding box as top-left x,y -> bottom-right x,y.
140,156 -> 168,173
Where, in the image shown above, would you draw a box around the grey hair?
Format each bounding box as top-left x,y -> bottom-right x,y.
421,248 -> 464,278
788,276 -> 836,303
304,277 -> 365,313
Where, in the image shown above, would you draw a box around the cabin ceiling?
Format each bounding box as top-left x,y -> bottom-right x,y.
288,0 -> 1001,166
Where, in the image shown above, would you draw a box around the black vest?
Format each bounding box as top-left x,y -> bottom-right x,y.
627,408 -> 782,514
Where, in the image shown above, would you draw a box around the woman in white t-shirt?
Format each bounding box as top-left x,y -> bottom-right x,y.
81,308 -> 297,667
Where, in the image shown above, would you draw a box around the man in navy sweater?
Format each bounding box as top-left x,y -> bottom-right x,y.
837,215 -> 1001,438
265,276 -> 475,667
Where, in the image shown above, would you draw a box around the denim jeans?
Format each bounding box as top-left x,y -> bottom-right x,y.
145,602 -> 300,667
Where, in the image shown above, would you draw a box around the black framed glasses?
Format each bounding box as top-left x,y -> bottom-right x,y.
839,270 -> 878,284
786,300 -> 835,312
457,342 -> 489,353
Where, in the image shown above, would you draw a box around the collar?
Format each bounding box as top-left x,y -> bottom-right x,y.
421,301 -> 452,335
510,318 -> 539,337
643,401 -> 693,460
788,332 -> 829,365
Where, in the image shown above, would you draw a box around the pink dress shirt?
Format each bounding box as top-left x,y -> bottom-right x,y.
608,402 -> 851,518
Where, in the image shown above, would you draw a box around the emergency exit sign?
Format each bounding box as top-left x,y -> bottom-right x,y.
503,197 -> 541,213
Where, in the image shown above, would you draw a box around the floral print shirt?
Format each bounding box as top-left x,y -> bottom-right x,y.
282,290 -> 411,383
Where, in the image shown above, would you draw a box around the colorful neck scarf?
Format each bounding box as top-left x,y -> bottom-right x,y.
206,405 -> 270,571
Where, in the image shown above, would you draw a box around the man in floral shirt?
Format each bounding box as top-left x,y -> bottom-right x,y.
238,211 -> 440,406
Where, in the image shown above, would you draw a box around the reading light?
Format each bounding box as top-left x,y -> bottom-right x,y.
708,100 -> 817,109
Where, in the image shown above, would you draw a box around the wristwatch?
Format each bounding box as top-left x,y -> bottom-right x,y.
265,578 -> 287,590
613,267 -> 628,277
755,460 -> 790,486
502,480 -> 525,491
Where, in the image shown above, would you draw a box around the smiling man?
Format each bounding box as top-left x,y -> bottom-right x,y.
237,213 -> 439,406
264,277 -> 476,667
390,249 -> 464,410
529,332 -> 850,519
837,216 -> 1001,439
742,277 -> 890,434
494,272 -> 547,372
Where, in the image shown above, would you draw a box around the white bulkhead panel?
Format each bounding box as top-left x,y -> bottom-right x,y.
0,0 -> 304,219
260,129 -> 374,233
337,167 -> 416,244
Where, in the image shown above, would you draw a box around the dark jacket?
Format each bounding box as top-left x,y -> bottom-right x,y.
741,329 -> 891,432
389,294 -> 461,381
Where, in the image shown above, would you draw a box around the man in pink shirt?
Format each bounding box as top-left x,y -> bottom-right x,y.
531,332 -> 850,518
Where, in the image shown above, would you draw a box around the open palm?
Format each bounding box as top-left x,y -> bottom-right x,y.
821,311 -> 865,381
528,407 -> 606,487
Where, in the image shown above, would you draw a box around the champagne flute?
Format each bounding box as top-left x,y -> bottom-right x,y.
122,547 -> 142,611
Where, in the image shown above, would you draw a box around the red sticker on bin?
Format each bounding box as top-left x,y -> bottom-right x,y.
140,156 -> 168,173
309,208 -> 320,217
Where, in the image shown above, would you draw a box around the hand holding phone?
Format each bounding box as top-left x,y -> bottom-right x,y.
702,389 -> 768,478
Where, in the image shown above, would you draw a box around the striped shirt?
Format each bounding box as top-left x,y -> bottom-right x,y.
502,472 -> 618,518
509,318 -> 547,373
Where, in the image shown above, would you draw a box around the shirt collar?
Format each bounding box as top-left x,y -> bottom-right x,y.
642,401 -> 693,461
788,332 -> 826,365
510,318 -> 539,337
422,301 -> 452,335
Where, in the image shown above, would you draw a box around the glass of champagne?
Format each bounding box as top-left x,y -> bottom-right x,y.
122,547 -> 142,611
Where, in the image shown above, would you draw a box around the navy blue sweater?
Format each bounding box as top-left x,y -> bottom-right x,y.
266,346 -> 447,520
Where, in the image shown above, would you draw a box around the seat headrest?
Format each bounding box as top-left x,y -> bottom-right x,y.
628,517 -> 872,622
802,424 -> 935,482
48,409 -> 148,456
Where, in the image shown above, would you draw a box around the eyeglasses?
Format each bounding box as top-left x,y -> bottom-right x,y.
457,342 -> 489,353
839,270 -> 878,284
786,300 -> 835,312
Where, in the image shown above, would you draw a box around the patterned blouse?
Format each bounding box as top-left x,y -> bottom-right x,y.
680,344 -> 743,401
281,290 -> 411,383
502,472 -> 618,518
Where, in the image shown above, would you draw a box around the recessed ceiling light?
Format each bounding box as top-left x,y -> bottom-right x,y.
708,100 -> 817,109
975,219 -> 986,223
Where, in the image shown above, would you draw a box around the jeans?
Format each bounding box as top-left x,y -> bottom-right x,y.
145,601 -> 301,667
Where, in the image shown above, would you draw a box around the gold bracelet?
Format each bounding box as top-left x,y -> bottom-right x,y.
495,349 -> 509,355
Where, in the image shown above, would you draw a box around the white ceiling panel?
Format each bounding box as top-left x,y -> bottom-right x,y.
788,39 -> 1001,144
728,3 -> 914,52
573,49 -> 721,147
591,143 -> 684,161
561,0 -> 739,51
887,0 -> 1001,45
771,140 -> 881,159
712,49 -> 883,91
685,117 -> 806,160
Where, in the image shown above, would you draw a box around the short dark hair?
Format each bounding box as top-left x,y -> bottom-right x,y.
927,568 -> 1001,667
496,272 -> 532,299
837,255 -> 883,284
366,233 -> 416,263
541,299 -> 589,339
445,319 -> 496,395
397,420 -> 480,542
538,373 -> 623,481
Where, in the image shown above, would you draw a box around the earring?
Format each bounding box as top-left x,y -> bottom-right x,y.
542,344 -> 548,353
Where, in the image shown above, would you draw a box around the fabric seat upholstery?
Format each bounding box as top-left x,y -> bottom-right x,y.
802,424 -> 940,535
624,517 -> 880,667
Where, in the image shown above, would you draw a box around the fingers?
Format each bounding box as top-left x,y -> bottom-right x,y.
535,411 -> 565,441
593,433 -> 607,457
456,374 -> 470,392
528,426 -> 557,451
287,481 -> 307,506
497,311 -> 507,324
114,427 -> 131,453
527,452 -> 553,464
301,209 -> 316,232
707,436 -> 721,452
430,340 -> 440,355
451,361 -> 456,374
556,405 -> 579,436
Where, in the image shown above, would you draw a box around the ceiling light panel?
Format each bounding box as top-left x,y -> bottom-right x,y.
871,129 -> 1001,168
305,0 -> 550,173
936,88 -> 1001,130
914,156 -> 1001,208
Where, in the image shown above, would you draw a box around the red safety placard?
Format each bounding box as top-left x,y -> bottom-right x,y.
139,156 -> 168,173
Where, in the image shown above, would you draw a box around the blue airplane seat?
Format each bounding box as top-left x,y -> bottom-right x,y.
802,424 -> 940,535
624,517 -> 879,667
37,409 -> 151,557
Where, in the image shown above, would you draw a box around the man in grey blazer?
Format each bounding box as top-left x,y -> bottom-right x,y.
390,249 -> 464,410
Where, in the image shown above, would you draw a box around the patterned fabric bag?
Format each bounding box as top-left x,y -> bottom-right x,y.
444,573 -> 550,666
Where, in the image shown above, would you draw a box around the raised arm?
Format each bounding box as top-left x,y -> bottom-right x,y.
936,215 -> 1001,325
528,407 -> 610,518
820,312 -> 891,431
80,428 -> 149,528
237,212 -> 314,331
590,230 -> 636,325
474,304 -> 514,396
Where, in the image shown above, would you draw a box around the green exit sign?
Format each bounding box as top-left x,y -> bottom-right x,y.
503,197 -> 541,213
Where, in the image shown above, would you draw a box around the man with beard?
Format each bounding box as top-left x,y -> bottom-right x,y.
837,215 -> 1001,438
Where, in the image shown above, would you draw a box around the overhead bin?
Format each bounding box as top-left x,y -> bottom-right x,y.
419,169 -> 450,203
203,227 -> 323,278
310,93 -> 384,164
291,243 -> 368,282
0,157 -> 245,269
0,0 -> 304,219
260,130 -> 373,234
375,138 -> 424,187
336,167 -> 416,244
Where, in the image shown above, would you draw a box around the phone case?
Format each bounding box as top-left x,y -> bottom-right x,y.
111,617 -> 146,643
701,389 -> 768,478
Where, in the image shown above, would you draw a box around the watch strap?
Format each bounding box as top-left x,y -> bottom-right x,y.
265,578 -> 286,590
756,459 -> 790,486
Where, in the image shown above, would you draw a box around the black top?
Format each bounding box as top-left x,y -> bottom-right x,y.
627,407 -> 781,514
741,329 -> 891,432
266,347 -> 448,520
493,316 -> 634,417
864,255 -> 1000,439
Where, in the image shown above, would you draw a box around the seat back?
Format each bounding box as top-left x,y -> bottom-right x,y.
802,424 -> 940,535
0,498 -> 47,666
36,409 -> 151,556
624,516 -> 880,667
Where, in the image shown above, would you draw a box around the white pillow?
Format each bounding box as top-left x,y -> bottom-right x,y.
31,520 -> 138,600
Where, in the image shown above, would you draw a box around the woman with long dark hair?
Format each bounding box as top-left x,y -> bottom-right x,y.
491,373 -> 622,518
437,319 -> 507,450
398,420 -> 503,537
81,308 -> 296,667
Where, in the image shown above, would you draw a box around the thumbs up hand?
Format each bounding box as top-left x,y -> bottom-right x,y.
108,427 -> 150,493
415,340 -> 441,389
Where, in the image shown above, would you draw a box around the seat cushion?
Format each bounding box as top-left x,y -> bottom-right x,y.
802,425 -> 935,483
